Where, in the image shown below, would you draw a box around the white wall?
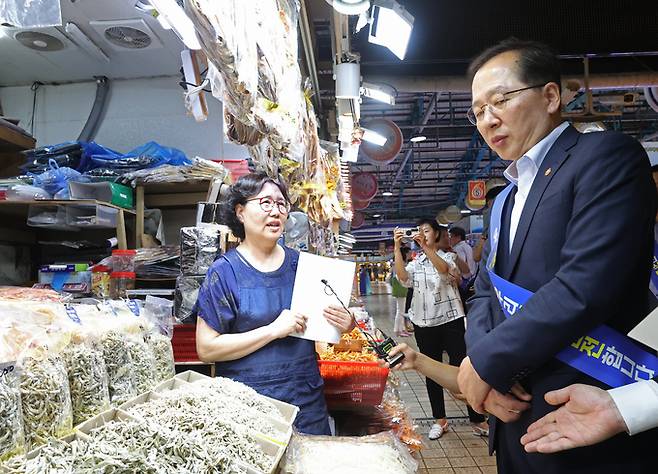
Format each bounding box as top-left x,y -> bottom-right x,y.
0,76 -> 250,160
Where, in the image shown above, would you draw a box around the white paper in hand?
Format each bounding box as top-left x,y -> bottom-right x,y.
290,252 -> 356,343
628,306 -> 658,351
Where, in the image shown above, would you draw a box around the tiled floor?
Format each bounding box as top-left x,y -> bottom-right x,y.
363,283 -> 497,474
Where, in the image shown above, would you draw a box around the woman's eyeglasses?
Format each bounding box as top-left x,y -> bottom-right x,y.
245,196 -> 291,214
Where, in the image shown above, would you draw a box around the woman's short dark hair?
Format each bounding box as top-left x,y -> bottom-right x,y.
417,218 -> 446,243
220,172 -> 289,240
467,37 -> 561,92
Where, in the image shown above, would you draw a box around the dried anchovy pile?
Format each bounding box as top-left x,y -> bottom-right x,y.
125,336 -> 156,394
62,342 -> 110,426
194,378 -> 285,422
127,393 -> 273,471
5,421 -> 247,474
0,374 -> 25,460
131,388 -> 284,441
19,354 -> 73,450
100,331 -> 136,405
148,334 -> 175,383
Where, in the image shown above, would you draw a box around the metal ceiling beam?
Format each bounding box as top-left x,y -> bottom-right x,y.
389,92 -> 439,190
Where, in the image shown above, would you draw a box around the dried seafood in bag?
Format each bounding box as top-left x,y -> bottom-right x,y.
19,349 -> 73,450
125,333 -> 156,394
62,338 -> 110,426
148,333 -> 175,382
100,331 -> 136,405
0,362 -> 25,461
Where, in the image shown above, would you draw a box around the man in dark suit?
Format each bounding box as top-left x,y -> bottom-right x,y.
457,38 -> 658,473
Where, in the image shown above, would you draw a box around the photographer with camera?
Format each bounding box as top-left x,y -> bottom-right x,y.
394,219 -> 488,439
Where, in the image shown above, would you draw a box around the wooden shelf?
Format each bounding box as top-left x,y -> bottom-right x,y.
0,200 -> 135,249
0,120 -> 35,152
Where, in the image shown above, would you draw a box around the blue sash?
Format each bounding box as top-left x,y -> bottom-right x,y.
487,184 -> 658,387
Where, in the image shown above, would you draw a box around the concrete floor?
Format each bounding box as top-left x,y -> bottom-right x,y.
364,282 -> 497,474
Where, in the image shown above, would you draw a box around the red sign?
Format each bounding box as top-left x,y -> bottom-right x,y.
466,180 -> 486,210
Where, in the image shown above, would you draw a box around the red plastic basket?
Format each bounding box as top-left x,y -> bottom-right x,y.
172,323 -> 200,362
318,360 -> 389,408
212,159 -> 250,182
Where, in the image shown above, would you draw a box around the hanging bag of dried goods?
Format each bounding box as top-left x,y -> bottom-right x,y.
142,295 -> 176,382
0,361 -> 25,461
18,332 -> 73,450
94,304 -> 138,406
61,323 -> 110,426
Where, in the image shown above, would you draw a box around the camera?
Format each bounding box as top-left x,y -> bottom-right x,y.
400,227 -> 419,239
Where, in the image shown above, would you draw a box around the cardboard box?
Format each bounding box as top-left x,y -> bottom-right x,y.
69,181 -> 134,209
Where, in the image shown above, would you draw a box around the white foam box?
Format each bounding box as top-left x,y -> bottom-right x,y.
152,377 -> 192,393
238,435 -> 286,474
175,370 -> 300,426
1,432 -> 91,473
76,408 -> 137,436
118,390 -> 162,411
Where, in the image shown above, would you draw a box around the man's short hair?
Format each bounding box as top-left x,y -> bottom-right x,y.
468,37 -> 561,92
449,226 -> 466,241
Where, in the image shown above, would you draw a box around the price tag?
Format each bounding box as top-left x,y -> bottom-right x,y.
65,304 -> 82,324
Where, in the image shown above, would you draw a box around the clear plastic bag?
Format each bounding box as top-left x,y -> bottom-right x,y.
0,361 -> 25,461
180,225 -> 221,275
61,331 -> 110,426
281,430 -> 418,474
143,296 -> 175,382
18,344 -> 73,450
125,329 -> 157,394
5,184 -> 51,201
99,329 -> 137,405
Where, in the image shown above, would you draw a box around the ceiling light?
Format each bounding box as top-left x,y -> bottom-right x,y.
148,0 -> 201,50
335,62 -> 361,99
65,22 -> 110,62
361,127 -> 387,146
328,0 -> 371,15
382,191 -> 393,197
361,81 -> 395,105
368,0 -> 414,60
460,209 -> 471,214
410,135 -> 426,142
373,214 -> 381,218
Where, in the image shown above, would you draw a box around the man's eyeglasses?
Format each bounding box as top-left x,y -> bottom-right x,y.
246,196 -> 291,214
466,84 -> 546,125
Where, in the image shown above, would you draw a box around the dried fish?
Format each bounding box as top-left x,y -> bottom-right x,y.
100,331 -> 136,405
192,378 -> 285,422
125,335 -> 156,394
19,352 -> 73,450
0,364 -> 25,461
129,387 -> 284,441
5,424 -> 247,474
148,334 -> 175,382
62,341 -> 110,426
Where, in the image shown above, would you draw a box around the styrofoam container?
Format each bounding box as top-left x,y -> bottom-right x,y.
152,377 -> 192,393
76,408 -> 137,436
1,432 -> 90,473
175,370 -> 300,426
238,435 -> 285,474
118,391 -> 162,411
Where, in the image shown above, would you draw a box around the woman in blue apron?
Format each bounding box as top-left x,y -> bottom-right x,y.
195,173 -> 354,435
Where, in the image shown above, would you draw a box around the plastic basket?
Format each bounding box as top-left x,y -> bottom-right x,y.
318,360 -> 389,408
172,323 -> 200,362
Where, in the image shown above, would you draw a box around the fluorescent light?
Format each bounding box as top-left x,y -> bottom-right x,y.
368,0 -> 414,60
382,191 -> 393,197
373,214 -> 381,218
335,62 -> 361,99
65,22 -> 110,62
331,0 -> 371,15
361,81 -> 395,105
361,127 -> 387,146
149,0 -> 201,50
410,135 -> 426,142
460,209 -> 471,214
